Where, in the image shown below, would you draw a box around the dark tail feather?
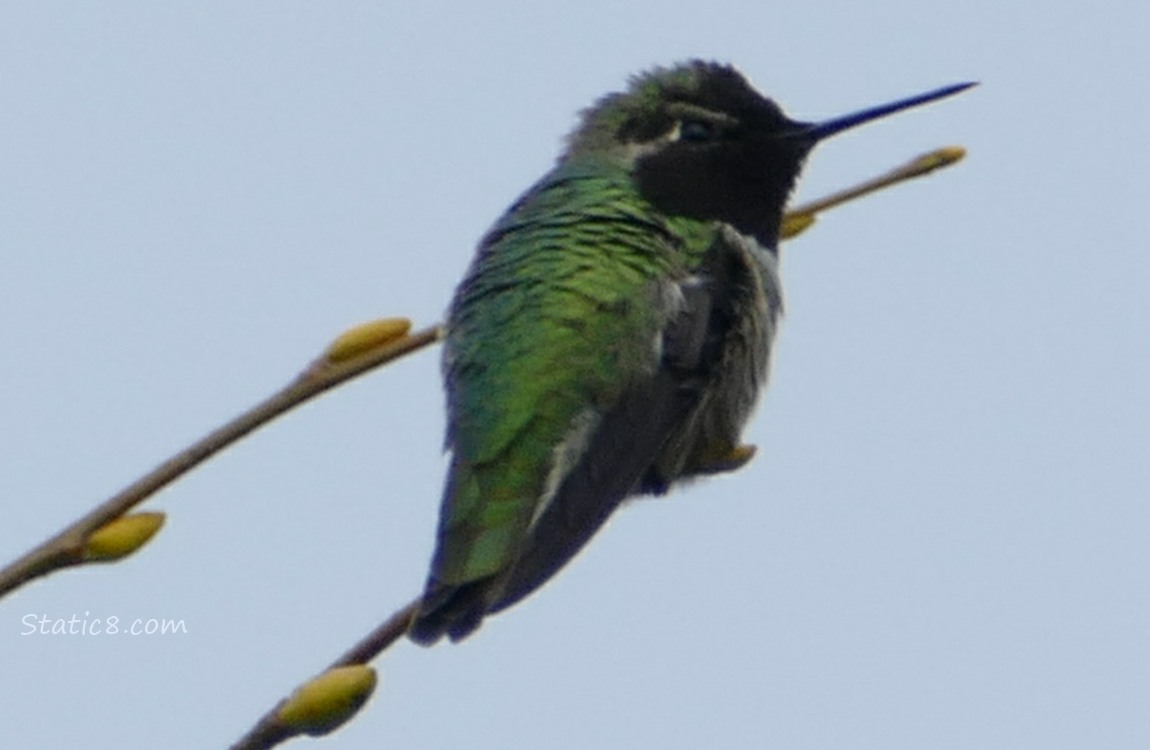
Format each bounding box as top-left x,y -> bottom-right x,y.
408,578 -> 494,645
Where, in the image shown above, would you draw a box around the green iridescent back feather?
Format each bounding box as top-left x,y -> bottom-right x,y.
434,156 -> 719,585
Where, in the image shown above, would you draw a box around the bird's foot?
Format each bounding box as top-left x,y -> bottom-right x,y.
691,443 -> 757,476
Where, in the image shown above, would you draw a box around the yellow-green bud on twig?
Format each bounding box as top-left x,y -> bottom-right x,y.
779,211 -> 817,240
910,145 -> 966,172
277,665 -> 378,736
82,512 -> 166,562
325,318 -> 412,364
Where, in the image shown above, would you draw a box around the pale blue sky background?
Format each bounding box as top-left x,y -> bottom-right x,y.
2,2 -> 1148,748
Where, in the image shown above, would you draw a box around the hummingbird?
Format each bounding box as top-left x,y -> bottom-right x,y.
409,61 -> 972,644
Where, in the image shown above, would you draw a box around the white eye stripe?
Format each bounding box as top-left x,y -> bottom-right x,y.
621,112 -> 728,164
664,108 -> 736,143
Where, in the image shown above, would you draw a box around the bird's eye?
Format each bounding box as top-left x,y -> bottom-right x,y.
678,119 -> 718,143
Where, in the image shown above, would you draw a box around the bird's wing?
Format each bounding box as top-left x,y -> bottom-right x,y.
411,166 -> 694,642
487,261 -> 725,613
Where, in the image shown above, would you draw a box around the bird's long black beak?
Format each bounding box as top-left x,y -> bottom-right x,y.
793,81 -> 977,143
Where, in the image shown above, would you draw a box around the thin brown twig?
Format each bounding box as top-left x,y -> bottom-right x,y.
0,326 -> 443,599
788,146 -> 965,219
